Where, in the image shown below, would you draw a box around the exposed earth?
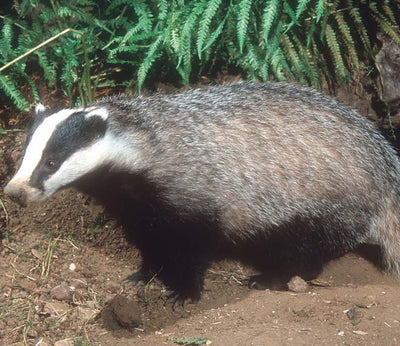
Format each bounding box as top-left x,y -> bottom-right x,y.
1,81 -> 400,346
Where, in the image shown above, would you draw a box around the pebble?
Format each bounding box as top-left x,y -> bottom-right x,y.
50,283 -> 72,301
287,276 -> 308,293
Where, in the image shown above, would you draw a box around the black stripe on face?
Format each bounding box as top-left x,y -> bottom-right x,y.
29,111 -> 108,190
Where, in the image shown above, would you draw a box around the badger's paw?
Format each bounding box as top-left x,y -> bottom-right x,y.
162,288 -> 201,310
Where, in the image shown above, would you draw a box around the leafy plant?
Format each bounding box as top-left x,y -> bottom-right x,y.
0,0 -> 399,112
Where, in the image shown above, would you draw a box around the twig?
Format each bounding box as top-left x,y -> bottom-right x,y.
41,237 -> 60,277
0,198 -> 9,225
2,244 -> 16,253
9,261 -> 36,281
0,28 -> 72,73
22,304 -> 33,346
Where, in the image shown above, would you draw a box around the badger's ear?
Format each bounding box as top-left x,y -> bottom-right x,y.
35,103 -> 47,120
85,108 -> 108,140
85,107 -> 109,121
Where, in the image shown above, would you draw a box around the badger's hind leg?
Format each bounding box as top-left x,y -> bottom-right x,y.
242,216 -> 368,290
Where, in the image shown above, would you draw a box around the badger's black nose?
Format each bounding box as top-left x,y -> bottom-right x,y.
3,182 -> 28,207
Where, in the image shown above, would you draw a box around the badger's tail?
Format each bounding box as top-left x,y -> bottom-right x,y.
369,196 -> 400,276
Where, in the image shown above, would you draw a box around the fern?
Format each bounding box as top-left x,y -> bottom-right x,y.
0,75 -> 30,110
1,0 -> 400,113
262,0 -> 281,43
334,11 -> 359,70
315,0 -> 326,22
347,4 -> 371,51
370,3 -> 400,46
137,34 -> 164,91
292,34 -> 319,87
281,33 -> 304,82
197,0 -> 222,58
295,0 -> 311,20
325,23 -> 347,80
202,7 -> 230,52
237,0 -> 252,53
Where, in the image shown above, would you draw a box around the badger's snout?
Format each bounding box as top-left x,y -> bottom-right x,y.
4,179 -> 43,206
4,182 -> 28,206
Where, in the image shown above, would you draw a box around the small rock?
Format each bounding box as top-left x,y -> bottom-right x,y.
353,330 -> 368,335
287,276 -> 308,293
77,306 -> 97,322
27,328 -> 38,338
50,283 -> 72,301
31,248 -> 42,259
54,338 -> 74,346
44,301 -> 70,317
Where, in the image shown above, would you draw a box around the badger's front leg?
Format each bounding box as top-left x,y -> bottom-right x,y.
130,221 -> 214,307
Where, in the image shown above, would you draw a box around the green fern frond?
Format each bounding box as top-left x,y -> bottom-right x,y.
306,20 -> 316,47
0,75 -> 30,110
180,2 -> 204,63
381,2 -> 396,23
294,0 -> 311,22
157,0 -> 169,21
0,21 -> 13,61
237,0 -> 253,53
132,0 -> 154,33
325,23 -> 346,80
270,47 -> 288,81
137,34 -> 164,91
291,33 -> 319,87
282,1 -> 296,27
169,27 -> 180,54
240,40 -> 260,80
35,50 -> 57,87
202,6 -> 230,52
197,0 -> 222,58
348,5 -> 371,52
370,3 -> 400,46
315,0 -> 326,22
281,33 -> 303,82
262,0 -> 281,43
334,11 -> 359,70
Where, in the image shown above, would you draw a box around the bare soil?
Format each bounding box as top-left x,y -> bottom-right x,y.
1,83 -> 400,346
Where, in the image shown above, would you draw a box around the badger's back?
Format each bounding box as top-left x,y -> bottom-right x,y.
94,83 -> 400,242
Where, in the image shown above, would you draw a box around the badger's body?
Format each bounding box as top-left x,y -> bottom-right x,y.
5,83 -> 400,302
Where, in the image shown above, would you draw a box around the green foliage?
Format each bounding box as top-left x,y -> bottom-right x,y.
1,0 -> 400,111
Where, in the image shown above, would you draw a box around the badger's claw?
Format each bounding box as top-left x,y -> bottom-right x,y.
162,289 -> 200,310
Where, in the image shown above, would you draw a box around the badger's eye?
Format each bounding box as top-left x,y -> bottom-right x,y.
46,159 -> 57,170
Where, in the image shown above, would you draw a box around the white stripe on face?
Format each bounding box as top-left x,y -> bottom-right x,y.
43,133 -> 139,196
10,108 -> 80,183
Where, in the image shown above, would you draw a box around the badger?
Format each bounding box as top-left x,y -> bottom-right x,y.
4,83 -> 400,304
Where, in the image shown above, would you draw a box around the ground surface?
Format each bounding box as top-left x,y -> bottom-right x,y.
1,83 -> 400,346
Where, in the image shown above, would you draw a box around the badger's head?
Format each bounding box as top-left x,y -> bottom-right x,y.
4,104 -> 112,205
